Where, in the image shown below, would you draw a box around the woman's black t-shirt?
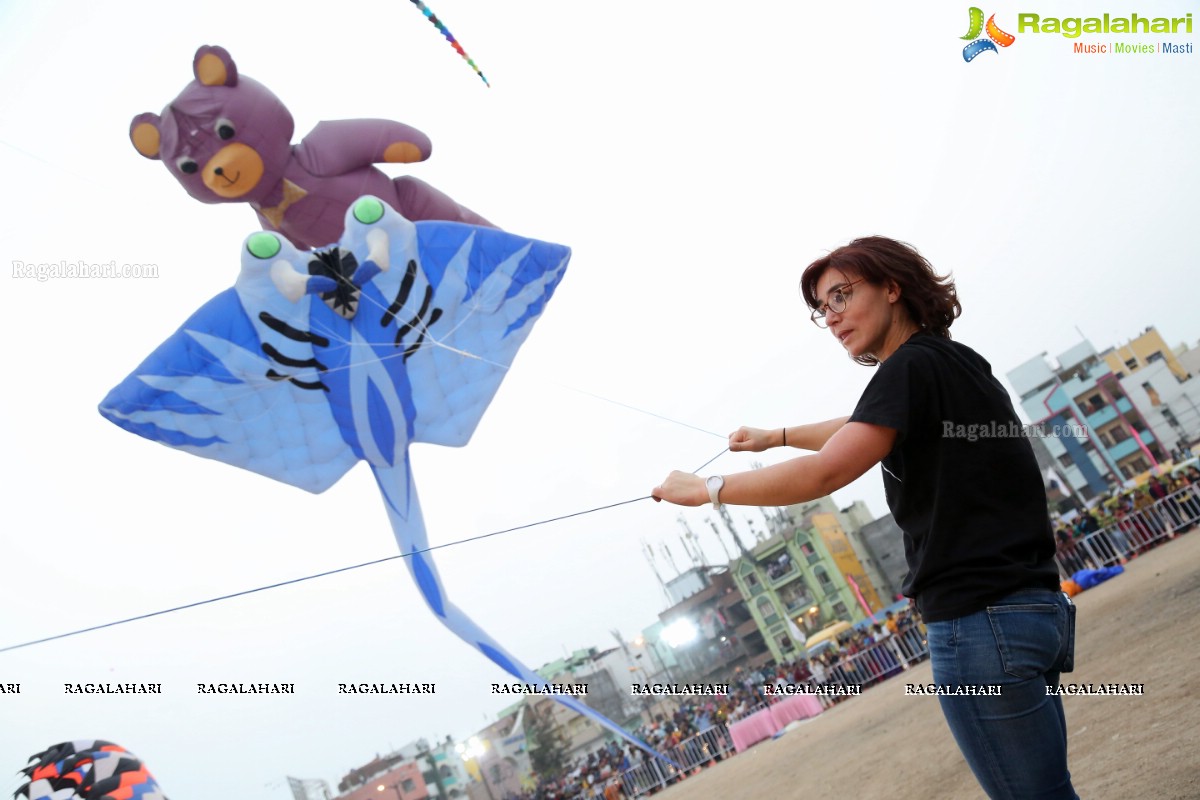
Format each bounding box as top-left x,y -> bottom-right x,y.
848,332 -> 1060,622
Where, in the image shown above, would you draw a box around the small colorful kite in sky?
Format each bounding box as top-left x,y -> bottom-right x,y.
409,0 -> 490,86
17,740 -> 166,800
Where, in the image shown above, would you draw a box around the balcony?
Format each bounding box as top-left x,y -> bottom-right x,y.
1084,397 -> 1135,430
1108,437 -> 1141,460
765,562 -> 799,585
734,618 -> 760,638
716,591 -> 746,611
784,594 -> 815,614
1085,405 -> 1117,428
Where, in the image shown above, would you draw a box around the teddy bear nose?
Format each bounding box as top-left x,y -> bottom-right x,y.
214,167 -> 224,176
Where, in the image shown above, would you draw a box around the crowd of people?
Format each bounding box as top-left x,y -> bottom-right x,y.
1053,466 -> 1200,574
515,607 -> 928,799
516,468 -> 1200,799
802,607 -> 927,695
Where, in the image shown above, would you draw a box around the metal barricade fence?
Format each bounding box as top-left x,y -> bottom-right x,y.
618,724 -> 734,797
815,627 -> 929,700
616,630 -> 930,796
1057,485 -> 1200,575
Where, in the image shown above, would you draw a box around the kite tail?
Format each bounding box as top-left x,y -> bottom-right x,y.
407,0 -> 490,86
372,461 -> 682,770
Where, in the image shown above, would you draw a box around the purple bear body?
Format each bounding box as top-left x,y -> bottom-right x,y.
131,45 -> 493,249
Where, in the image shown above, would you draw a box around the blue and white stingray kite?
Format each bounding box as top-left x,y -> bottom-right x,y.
99,197 -> 670,763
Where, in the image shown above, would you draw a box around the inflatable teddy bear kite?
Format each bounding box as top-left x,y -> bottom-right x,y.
130,45 -> 493,250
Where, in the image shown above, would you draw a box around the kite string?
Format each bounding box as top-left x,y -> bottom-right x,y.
0,448 -> 729,655
124,291 -> 727,440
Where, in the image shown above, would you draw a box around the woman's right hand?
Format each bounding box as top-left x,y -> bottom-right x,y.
729,426 -> 777,452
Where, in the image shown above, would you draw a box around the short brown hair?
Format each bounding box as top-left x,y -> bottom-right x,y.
800,236 -> 961,365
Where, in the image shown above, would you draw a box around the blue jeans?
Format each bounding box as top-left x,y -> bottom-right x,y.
926,589 -> 1079,800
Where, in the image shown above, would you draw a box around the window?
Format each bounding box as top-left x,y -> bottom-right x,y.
1147,351 -> 1165,364
782,581 -> 812,610
832,601 -> 849,618
756,597 -> 776,620
1124,357 -> 1139,371
814,566 -> 833,589
1141,382 -> 1161,406
1057,453 -> 1074,468
403,779 -> 417,792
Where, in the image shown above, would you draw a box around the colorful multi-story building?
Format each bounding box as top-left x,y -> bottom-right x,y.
728,497 -> 888,663
1008,337 -> 1174,498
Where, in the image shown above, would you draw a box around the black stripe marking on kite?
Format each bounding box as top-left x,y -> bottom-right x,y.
382,259 -> 419,327
259,312 -> 332,348
261,342 -> 328,372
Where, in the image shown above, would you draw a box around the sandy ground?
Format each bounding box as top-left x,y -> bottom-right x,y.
655,529 -> 1200,800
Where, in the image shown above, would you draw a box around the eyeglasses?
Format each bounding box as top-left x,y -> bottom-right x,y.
810,279 -> 864,328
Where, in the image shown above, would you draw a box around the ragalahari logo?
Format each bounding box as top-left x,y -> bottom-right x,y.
961,8 -> 1016,61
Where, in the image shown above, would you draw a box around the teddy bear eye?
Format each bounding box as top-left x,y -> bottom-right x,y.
215,118 -> 236,141
175,156 -> 199,174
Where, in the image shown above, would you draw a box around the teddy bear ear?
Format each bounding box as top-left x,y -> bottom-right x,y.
192,45 -> 238,87
130,113 -> 163,160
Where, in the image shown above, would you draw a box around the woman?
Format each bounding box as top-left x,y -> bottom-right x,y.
652,236 -> 1078,799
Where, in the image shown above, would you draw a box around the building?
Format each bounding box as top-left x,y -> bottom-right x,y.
461,707 -> 535,800
540,646 -> 645,726
728,498 -> 887,663
1175,338 -> 1200,379
336,759 -> 427,800
1008,338 -> 1170,498
836,500 -> 900,601
1102,326 -> 1189,382
656,565 -> 769,680
857,514 -> 907,600
1100,327 -> 1200,458
336,739 -> 471,800
809,511 -> 884,611
1119,358 -> 1200,458
475,646 -> 650,773
403,739 -> 470,800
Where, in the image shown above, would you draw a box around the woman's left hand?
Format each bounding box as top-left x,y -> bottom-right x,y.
651,471 -> 707,506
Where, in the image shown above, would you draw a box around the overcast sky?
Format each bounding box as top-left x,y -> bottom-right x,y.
2,1 -> 1198,796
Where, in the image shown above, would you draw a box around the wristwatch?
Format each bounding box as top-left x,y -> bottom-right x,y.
706,475 -> 725,509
